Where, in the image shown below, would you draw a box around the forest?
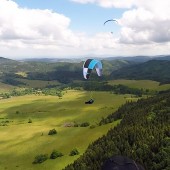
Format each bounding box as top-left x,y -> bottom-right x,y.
64,91 -> 170,170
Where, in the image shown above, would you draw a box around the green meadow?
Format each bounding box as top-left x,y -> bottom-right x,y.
18,78 -> 61,88
108,79 -> 170,91
0,90 -> 128,170
0,82 -> 15,93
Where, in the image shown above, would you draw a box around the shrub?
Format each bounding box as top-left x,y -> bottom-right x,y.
80,122 -> 90,127
89,125 -> 96,129
74,122 -> 79,127
32,154 -> 48,164
69,148 -> 79,156
28,118 -> 32,123
48,129 -> 57,135
50,150 -> 63,159
16,111 -> 20,114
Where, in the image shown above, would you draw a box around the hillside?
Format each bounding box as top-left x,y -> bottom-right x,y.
102,59 -> 133,75
0,57 -> 17,63
21,55 -> 170,63
0,57 -> 133,86
0,57 -> 56,73
65,91 -> 170,170
1,57 -> 170,88
110,60 -> 170,84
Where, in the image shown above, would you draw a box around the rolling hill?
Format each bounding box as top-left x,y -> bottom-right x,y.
0,57 -> 134,86
110,60 -> 170,84
1,56 -> 170,88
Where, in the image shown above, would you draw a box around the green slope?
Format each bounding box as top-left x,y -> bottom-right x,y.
110,60 -> 170,84
65,91 -> 170,170
108,79 -> 170,91
0,57 -> 134,86
0,90 -> 128,170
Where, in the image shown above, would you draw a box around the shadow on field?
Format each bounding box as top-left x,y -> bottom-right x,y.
2,93 -> 93,121
0,92 -> 123,170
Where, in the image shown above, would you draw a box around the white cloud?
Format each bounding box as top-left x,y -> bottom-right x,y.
119,6 -> 170,44
0,0 -> 120,58
0,0 -> 72,42
71,0 -> 135,8
71,0 -> 170,45
0,0 -> 170,58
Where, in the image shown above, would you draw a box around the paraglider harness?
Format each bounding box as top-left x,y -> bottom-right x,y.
83,59 -> 102,105
85,99 -> 94,104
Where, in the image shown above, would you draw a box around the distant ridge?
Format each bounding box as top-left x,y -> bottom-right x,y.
0,56 -> 18,64
104,55 -> 170,62
110,60 -> 170,84
19,55 -> 170,63
19,58 -> 83,63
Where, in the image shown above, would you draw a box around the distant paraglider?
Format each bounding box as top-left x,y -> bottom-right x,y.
103,19 -> 118,25
104,19 -> 118,34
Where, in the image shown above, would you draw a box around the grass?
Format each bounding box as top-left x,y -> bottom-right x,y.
15,72 -> 28,78
0,82 -> 15,93
0,90 -> 126,170
17,78 -> 61,88
108,79 -> 170,91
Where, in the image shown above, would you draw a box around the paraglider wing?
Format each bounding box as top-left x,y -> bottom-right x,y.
103,19 -> 118,25
83,59 -> 102,79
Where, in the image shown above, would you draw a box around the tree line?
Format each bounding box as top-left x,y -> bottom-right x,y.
71,81 -> 156,96
0,88 -> 64,99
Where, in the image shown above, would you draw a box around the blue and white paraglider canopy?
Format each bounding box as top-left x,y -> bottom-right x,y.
83,59 -> 102,79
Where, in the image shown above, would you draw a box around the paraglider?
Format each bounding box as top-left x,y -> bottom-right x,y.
103,19 -> 118,25
83,59 -> 102,80
104,19 -> 118,34
83,59 -> 102,104
85,99 -> 94,104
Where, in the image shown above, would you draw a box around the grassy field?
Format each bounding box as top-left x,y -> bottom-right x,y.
0,79 -> 61,93
108,79 -> 170,91
15,72 -> 28,78
18,78 -> 61,88
0,90 -> 129,170
0,82 -> 15,93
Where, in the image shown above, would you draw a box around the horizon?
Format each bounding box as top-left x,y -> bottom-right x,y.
1,54 -> 170,61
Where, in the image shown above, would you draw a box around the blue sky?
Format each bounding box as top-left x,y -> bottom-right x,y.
0,0 -> 170,58
13,0 -> 123,35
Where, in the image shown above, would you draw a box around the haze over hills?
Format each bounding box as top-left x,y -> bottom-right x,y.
2,55 -> 170,63
15,55 -> 170,63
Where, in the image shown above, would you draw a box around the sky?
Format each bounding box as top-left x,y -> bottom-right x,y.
0,0 -> 170,59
